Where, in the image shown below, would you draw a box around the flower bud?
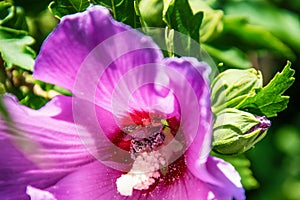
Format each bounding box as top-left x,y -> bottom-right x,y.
212,108 -> 271,155
211,68 -> 262,114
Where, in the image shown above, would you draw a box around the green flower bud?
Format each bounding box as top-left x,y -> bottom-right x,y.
139,0 -> 164,27
211,68 -> 263,114
212,108 -> 271,155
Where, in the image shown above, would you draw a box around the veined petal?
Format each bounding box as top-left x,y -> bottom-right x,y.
190,156 -> 245,200
26,186 -> 57,200
46,160 -> 224,200
106,63 -> 180,124
46,161 -> 126,200
0,95 -> 94,199
162,57 -> 213,162
143,170 -> 213,200
34,6 -> 163,103
29,95 -> 73,122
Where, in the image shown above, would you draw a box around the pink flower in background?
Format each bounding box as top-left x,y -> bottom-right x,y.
0,6 -> 244,200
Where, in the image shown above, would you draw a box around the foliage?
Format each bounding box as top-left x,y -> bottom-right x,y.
0,1 -> 35,70
236,62 -> 295,117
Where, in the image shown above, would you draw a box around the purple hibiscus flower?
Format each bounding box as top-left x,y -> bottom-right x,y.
0,6 -> 244,200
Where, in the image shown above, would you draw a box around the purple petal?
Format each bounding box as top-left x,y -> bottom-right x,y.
45,160 -> 227,200
189,156 -> 245,200
26,186 -> 57,200
46,161 -> 126,200
30,95 -> 73,122
105,63 -> 180,124
72,96 -> 133,171
143,170 -> 213,200
162,57 -> 213,162
34,5 -> 163,101
0,95 -> 94,199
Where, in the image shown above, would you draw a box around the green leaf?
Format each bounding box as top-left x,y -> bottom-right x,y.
92,0 -> 137,27
0,2 -> 28,31
19,92 -> 48,109
237,61 -> 295,117
49,0 -> 90,18
0,26 -> 35,71
92,0 -> 124,8
212,152 -> 259,190
163,0 -> 203,43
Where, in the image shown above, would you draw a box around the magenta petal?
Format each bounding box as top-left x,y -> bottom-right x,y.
162,57 -> 213,160
46,161 -> 126,200
0,95 -> 94,198
105,63 -> 180,123
46,161 -> 213,200
143,170 -> 212,200
34,5 -> 163,96
26,186 -> 57,200
30,95 -> 73,122
190,156 -> 245,200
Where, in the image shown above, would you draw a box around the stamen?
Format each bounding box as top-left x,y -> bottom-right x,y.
116,151 -> 165,196
116,116 -> 184,196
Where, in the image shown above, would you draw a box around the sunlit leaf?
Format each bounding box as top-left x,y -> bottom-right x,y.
237,61 -> 295,117
0,27 -> 35,71
163,0 -> 203,43
49,0 -> 90,18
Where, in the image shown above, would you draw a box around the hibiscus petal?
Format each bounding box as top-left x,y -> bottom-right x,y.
0,95 -> 94,199
26,186 -> 57,200
72,96 -> 133,172
142,170 -> 213,200
190,156 -> 245,200
46,160 -> 221,200
46,161 -> 127,200
29,95 -> 73,122
34,6 -> 163,107
107,63 -> 180,125
162,57 -> 213,161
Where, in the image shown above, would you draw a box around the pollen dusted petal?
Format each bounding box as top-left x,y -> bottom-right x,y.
116,151 -> 165,196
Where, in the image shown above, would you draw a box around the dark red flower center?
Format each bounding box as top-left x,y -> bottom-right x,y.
112,111 -> 187,196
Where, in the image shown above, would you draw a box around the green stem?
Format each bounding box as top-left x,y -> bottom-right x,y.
111,0 -> 117,19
